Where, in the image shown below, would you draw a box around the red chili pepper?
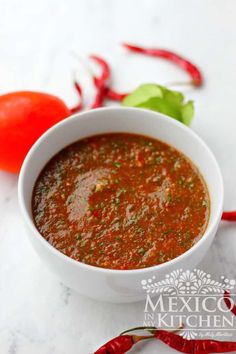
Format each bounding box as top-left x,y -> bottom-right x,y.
224,290 -> 236,316
95,327 -> 236,354
154,329 -> 236,353
91,85 -> 108,109
90,55 -> 127,105
122,42 -> 203,87
90,55 -> 111,109
90,55 -> 110,84
221,211 -> 236,221
106,88 -> 128,102
70,81 -> 83,114
93,334 -> 148,354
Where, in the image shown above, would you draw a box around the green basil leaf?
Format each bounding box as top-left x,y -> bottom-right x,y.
181,100 -> 194,126
122,84 -> 194,126
122,84 -> 163,107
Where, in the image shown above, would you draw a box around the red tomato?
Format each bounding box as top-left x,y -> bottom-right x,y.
0,91 -> 71,173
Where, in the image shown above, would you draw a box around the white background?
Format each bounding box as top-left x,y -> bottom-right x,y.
0,0 -> 236,353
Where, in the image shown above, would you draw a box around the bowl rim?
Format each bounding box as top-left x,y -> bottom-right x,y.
18,106 -> 224,276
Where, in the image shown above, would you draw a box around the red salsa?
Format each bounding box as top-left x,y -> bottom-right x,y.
32,133 -> 210,270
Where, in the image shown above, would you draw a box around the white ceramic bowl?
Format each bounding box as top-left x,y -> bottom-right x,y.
18,107 -> 223,303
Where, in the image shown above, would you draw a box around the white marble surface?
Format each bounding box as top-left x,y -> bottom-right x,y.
1,0 -> 236,353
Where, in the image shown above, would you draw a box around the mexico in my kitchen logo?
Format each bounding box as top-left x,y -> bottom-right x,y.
141,269 -> 236,339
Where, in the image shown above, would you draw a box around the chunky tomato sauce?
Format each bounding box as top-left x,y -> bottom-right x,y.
32,133 -> 210,270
